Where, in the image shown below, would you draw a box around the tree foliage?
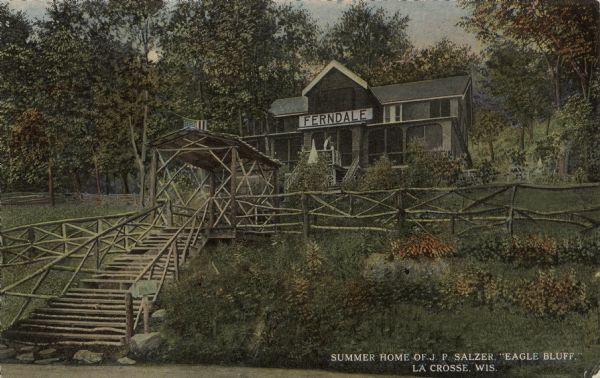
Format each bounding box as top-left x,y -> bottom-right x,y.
321,0 -> 411,83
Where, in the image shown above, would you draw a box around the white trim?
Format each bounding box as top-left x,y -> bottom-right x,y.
377,94 -> 463,105
301,60 -> 368,96
368,116 -> 455,128
273,112 -> 307,118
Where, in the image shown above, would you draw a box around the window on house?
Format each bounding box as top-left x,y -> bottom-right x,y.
394,104 -> 401,122
274,138 -> 289,162
339,129 -> 353,166
368,128 -> 385,164
384,105 -> 391,123
289,136 -> 302,163
407,124 -> 443,150
430,99 -> 451,118
403,101 -> 430,121
387,127 -> 403,165
312,132 -> 324,149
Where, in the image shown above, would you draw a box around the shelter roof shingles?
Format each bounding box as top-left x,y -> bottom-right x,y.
150,128 -> 282,170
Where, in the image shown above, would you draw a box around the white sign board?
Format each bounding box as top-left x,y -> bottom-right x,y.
299,108 -> 373,128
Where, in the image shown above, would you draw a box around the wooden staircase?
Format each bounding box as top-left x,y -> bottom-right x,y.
2,228 -> 201,346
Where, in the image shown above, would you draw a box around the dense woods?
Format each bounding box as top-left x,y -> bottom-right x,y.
0,0 -> 598,195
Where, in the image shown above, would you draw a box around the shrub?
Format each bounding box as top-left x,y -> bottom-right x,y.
402,142 -> 436,187
456,233 -> 508,261
506,235 -> 557,266
444,268 -> 503,308
516,269 -> 589,318
476,159 -> 498,184
360,155 -> 397,190
289,152 -> 330,192
390,233 -> 455,259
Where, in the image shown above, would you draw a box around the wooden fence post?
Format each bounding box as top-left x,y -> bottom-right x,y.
125,292 -> 134,343
62,223 -> 68,254
302,192 -> 310,239
149,150 -> 158,207
95,220 -> 102,269
143,295 -> 151,334
209,171 -> 216,231
507,184 -> 518,236
172,242 -> 179,281
395,190 -> 405,230
27,227 -> 36,259
230,148 -> 238,235
167,200 -> 173,227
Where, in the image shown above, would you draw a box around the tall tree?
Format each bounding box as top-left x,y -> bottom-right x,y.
459,0 -> 599,106
106,0 -> 168,205
321,0 -> 411,82
0,3 -> 34,191
471,109 -> 509,161
375,38 -> 478,86
481,42 -> 553,150
161,0 -> 319,134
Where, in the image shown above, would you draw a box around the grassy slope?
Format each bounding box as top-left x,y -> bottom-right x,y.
159,232 -> 599,377
0,202 -> 137,329
1,203 -> 136,229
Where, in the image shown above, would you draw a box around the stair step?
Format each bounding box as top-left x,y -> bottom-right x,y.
22,319 -> 126,328
54,298 -> 141,305
68,288 -> 128,294
32,313 -> 126,322
81,278 -> 135,284
18,323 -> 126,335
3,329 -> 124,342
64,292 -> 131,299
37,307 -> 126,316
48,302 -> 136,310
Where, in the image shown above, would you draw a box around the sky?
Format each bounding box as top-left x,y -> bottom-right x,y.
8,0 -> 481,51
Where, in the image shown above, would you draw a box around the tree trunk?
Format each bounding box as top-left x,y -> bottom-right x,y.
94,157 -> 101,195
546,118 -> 551,136
488,140 -> 495,161
105,174 -> 111,195
48,159 -> 55,207
72,171 -> 82,197
519,126 -> 525,151
121,171 -> 130,194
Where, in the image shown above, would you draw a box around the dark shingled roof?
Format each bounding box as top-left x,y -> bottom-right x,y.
269,96 -> 308,116
150,128 -> 281,170
371,76 -> 471,104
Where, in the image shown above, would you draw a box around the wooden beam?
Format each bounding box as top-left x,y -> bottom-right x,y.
149,149 -> 158,207
230,147 -> 238,234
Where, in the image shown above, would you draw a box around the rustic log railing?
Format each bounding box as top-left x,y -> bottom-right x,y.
131,200 -> 211,332
0,203 -> 169,328
0,211 -> 140,267
233,183 -> 600,237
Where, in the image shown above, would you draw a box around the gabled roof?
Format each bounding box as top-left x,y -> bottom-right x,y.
150,128 -> 281,170
301,60 -> 368,96
371,76 -> 471,104
270,96 -> 308,117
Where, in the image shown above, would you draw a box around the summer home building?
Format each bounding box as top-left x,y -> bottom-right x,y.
243,60 -> 473,182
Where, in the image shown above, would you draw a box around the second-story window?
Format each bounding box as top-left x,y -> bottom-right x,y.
384,105 -> 391,123
394,104 -> 401,122
430,99 -> 451,118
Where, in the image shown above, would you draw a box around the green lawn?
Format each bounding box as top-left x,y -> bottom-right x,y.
1,202 -> 137,229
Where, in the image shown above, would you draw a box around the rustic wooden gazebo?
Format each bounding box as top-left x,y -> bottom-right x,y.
148,128 -> 282,236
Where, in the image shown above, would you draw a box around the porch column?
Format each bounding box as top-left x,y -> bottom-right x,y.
148,149 -> 158,207
230,147 -> 238,234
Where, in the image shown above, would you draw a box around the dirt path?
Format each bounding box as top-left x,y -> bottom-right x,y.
1,363 -> 413,378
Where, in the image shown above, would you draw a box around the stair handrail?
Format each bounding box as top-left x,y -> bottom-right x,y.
131,200 -> 210,331
342,155 -> 361,187
0,204 -> 164,297
1,203 -> 166,328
